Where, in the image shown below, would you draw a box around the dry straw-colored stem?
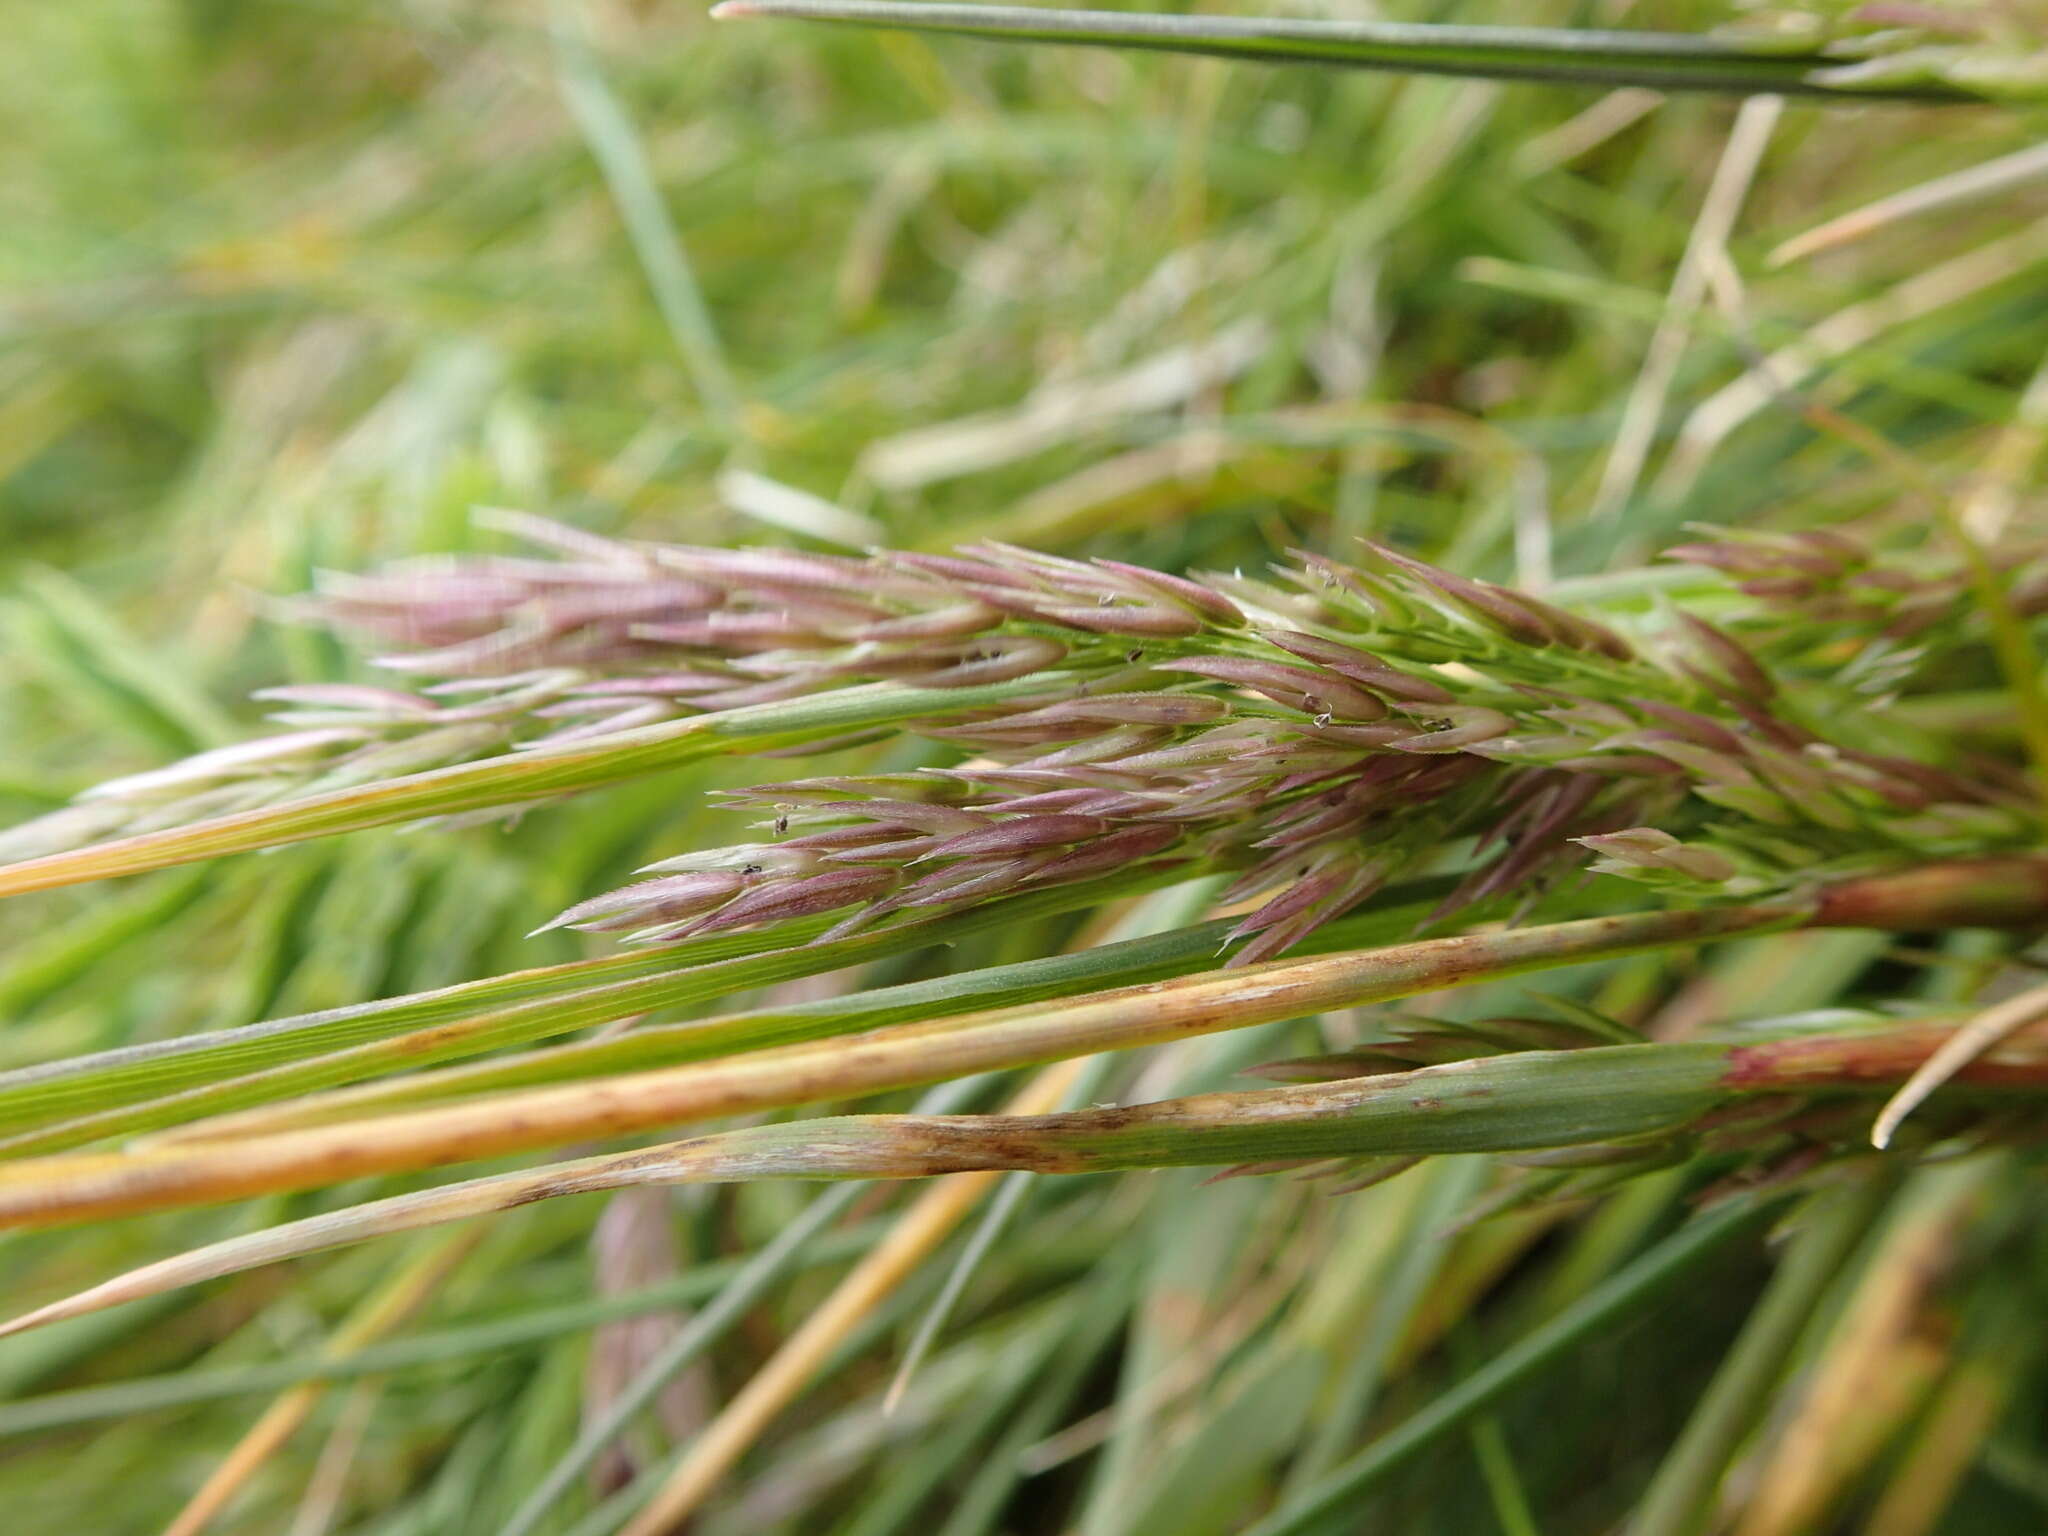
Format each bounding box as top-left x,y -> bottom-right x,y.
0,904 -> 1799,1230
10,1007 -> 2048,1343
1,859 -> 2045,1231
1872,978 -> 2048,1148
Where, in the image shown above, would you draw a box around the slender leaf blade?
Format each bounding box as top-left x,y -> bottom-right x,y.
710,0 -> 1972,100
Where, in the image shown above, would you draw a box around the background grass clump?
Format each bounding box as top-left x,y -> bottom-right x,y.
3,1 -> 2048,1533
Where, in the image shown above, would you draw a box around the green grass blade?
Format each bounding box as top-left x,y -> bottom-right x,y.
0,904 -> 1798,1230
497,1074 -> 991,1536
1629,1176 -> 1895,1536
8,567 -> 238,755
0,924 -> 822,1127
100,880 -> 1449,1148
710,1 -> 1970,100
0,1043 -> 1736,1338
0,1222 -> 888,1435
551,0 -> 741,428
1244,1197 -> 1781,1536
503,1179 -> 869,1534
0,867 -> 211,1019
1283,1156 -> 1492,1493
0,865 -> 1194,1149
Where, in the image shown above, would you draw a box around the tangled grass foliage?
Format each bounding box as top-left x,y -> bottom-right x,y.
6,2 -> 2048,1534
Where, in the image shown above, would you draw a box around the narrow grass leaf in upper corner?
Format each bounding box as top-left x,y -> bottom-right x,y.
708,0 -> 1986,100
